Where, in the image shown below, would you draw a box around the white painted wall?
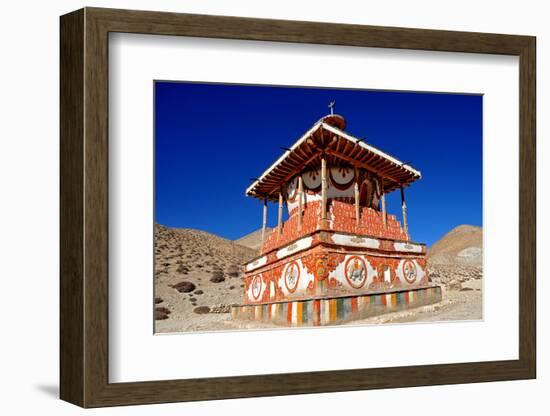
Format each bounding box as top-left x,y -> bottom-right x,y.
286,167 -> 380,213
0,1 -> 546,415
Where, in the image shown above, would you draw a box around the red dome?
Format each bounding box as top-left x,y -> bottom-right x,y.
320,114 -> 346,130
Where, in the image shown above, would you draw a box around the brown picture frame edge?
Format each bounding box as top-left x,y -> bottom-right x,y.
60,7 -> 536,408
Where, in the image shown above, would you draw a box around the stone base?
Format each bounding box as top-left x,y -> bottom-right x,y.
232,285 -> 443,327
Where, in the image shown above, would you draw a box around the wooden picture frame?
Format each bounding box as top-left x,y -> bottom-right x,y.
60,7 -> 536,408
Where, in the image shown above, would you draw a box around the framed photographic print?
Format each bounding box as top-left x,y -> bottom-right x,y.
60,7 -> 536,408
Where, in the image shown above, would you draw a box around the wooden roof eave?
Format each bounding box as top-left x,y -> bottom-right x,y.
320,123 -> 422,179
246,120 -> 422,200
245,121 -> 323,199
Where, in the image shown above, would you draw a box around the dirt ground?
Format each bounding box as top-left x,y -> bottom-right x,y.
154,225 -> 256,333
349,283 -> 482,326
156,283 -> 482,334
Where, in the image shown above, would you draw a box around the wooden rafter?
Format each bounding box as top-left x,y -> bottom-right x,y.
246,121 -> 420,200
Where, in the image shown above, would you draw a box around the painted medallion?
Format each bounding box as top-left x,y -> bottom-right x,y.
344,256 -> 368,289
284,261 -> 300,293
301,169 -> 322,191
402,259 -> 417,283
329,166 -> 355,190
251,275 -> 262,299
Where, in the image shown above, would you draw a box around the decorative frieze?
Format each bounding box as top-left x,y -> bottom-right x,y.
233,286 -> 443,327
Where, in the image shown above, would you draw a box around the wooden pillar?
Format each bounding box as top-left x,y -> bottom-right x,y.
321,155 -> 327,222
380,176 -> 387,227
354,174 -> 360,227
381,191 -> 387,227
400,185 -> 409,240
261,198 -> 267,247
298,176 -> 303,229
278,188 -> 283,236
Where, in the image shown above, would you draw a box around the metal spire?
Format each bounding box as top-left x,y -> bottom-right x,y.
328,100 -> 336,115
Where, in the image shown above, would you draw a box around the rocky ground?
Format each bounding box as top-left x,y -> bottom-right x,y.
428,263 -> 482,291
351,277 -> 482,325
154,224 -> 257,333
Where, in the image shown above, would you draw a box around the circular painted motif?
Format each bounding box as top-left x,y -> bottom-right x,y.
284,261 -> 300,293
251,275 -> 262,299
345,256 -> 368,289
329,166 -> 355,190
286,176 -> 298,202
402,260 -> 417,283
301,169 -> 322,191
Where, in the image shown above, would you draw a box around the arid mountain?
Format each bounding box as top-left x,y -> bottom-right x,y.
154,224 -> 257,332
427,225 -> 482,267
427,225 -> 482,295
234,227 -> 272,251
155,224 -> 255,271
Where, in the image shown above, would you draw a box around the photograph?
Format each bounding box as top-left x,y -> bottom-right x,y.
153,82 -> 483,333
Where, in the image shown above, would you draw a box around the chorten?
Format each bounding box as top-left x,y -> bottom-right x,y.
232,112 -> 442,326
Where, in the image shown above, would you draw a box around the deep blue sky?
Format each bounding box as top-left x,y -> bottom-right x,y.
155,81 -> 482,247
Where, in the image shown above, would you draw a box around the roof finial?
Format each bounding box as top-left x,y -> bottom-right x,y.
328,100 -> 336,115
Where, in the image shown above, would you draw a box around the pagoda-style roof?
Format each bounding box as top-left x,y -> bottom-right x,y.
246,115 -> 421,201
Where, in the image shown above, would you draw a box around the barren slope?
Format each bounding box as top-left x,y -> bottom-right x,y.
234,227 -> 272,251
154,224 -> 256,333
427,224 -> 482,266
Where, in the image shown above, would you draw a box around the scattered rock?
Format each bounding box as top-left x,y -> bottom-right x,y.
428,263 -> 482,287
154,297 -> 163,304
155,306 -> 171,320
194,290 -> 204,295
210,304 -> 231,313
460,287 -> 474,291
210,271 -> 226,283
189,297 -> 197,302
193,306 -> 211,314
226,264 -> 240,278
176,264 -> 189,274
171,281 -> 196,293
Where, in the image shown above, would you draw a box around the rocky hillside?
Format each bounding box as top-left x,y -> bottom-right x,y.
154,224 -> 256,277
154,224 -> 257,332
234,227 -> 272,251
427,225 -> 482,266
427,225 -> 483,291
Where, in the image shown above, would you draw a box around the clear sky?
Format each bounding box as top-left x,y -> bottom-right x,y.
155,81 -> 482,247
